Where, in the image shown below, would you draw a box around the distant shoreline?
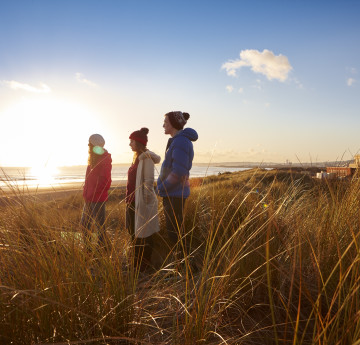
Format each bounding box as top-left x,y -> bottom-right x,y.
214,164 -> 328,169
0,166 -> 327,204
0,159 -> 352,170
0,181 -> 127,204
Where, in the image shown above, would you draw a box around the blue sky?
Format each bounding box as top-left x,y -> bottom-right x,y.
0,0 -> 359,167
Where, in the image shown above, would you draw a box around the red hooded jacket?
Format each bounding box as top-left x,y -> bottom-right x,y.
83,151 -> 112,203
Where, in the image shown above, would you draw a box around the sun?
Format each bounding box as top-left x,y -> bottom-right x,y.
30,164 -> 59,186
0,96 -> 103,167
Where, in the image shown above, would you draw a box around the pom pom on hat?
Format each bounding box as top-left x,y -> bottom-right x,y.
129,127 -> 149,146
89,134 -> 105,147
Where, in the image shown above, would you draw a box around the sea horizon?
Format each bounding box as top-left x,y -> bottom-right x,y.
0,164 -> 252,191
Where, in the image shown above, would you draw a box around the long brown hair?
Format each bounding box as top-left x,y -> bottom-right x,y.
132,141 -> 147,164
88,144 -> 104,169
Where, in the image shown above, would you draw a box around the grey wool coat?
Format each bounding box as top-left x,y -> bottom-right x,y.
134,150 -> 161,238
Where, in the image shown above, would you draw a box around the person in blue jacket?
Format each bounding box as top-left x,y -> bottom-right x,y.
157,111 -> 198,248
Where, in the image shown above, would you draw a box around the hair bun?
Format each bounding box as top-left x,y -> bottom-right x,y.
140,127 -> 149,135
183,112 -> 190,120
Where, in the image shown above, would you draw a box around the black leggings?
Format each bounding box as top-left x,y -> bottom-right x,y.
162,197 -> 186,247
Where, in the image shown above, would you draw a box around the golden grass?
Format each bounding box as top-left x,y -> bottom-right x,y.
1,168 -> 360,344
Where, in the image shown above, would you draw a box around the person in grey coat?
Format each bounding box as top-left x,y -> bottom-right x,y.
126,127 -> 160,271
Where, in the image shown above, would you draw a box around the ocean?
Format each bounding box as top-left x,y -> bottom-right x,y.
0,165 -> 249,191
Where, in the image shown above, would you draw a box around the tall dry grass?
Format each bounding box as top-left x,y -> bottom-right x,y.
1,169 -> 360,344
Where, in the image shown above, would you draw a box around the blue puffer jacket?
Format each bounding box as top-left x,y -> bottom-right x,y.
157,128 -> 198,198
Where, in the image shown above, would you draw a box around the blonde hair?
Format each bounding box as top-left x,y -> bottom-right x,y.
132,152 -> 139,165
88,145 -> 104,169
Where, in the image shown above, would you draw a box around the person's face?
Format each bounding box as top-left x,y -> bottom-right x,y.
163,116 -> 173,135
129,139 -> 137,152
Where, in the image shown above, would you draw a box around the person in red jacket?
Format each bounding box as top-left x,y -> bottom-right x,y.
81,134 -> 112,251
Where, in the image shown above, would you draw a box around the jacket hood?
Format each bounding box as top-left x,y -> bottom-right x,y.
103,150 -> 112,160
176,128 -> 198,142
98,151 -> 112,166
138,150 -> 161,164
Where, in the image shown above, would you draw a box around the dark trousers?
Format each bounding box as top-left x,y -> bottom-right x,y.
162,197 -> 186,248
81,202 -> 109,250
126,202 -> 153,270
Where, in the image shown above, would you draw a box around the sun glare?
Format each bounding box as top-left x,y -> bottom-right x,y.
30,164 -> 59,186
0,97 -> 103,167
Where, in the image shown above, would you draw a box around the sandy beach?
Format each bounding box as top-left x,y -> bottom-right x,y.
0,180 -> 127,203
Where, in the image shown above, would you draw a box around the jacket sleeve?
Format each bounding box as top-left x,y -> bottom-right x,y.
85,160 -> 112,202
95,161 -> 112,199
159,139 -> 190,193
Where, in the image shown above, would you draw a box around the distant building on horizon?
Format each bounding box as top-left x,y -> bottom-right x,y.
326,166 -> 355,178
348,154 -> 360,168
324,154 -> 360,178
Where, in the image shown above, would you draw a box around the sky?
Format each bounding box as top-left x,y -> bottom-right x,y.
0,0 -> 359,168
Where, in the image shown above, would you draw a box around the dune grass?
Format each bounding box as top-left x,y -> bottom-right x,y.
1,168 -> 360,344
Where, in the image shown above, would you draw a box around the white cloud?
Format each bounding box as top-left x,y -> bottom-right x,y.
293,78 -> 304,89
347,67 -> 357,74
75,73 -> 97,87
252,79 -> 263,90
226,85 -> 234,93
347,78 -> 356,86
2,80 -> 51,93
222,49 -> 292,82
